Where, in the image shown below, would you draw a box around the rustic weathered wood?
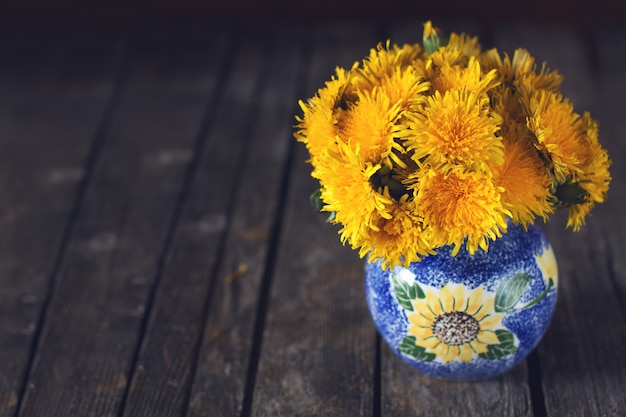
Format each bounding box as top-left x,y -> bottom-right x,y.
595,26 -> 626,315
249,22 -> 382,417
492,24 -> 626,417
176,26 -> 305,417
117,26 -> 296,417
382,358 -> 531,416
0,34 -> 123,417
15,28 -> 229,417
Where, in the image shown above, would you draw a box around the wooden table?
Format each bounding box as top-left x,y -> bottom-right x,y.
0,17 -> 625,417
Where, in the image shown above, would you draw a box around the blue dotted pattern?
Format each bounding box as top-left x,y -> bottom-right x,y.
365,223 -> 558,381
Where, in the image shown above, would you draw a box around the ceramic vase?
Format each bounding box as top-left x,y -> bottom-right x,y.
365,223 -> 558,381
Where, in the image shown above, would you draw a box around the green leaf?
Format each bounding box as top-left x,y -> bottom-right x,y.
399,336 -> 436,362
478,329 -> 518,360
494,329 -> 515,344
495,273 -> 532,312
391,274 -> 425,312
409,279 -> 426,300
309,189 -> 336,223
391,275 -> 414,311
309,189 -> 324,212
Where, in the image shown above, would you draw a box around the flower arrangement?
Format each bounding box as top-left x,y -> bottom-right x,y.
294,22 -> 611,270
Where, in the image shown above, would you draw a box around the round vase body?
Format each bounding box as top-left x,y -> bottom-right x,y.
365,223 -> 558,381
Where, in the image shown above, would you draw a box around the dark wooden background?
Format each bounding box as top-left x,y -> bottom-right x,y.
0,6 -> 625,417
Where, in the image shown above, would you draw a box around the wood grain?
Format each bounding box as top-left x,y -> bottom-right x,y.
0,34 -> 123,417
118,25 -> 300,417
181,26 -> 304,417
595,26 -> 626,317
15,28 -> 229,417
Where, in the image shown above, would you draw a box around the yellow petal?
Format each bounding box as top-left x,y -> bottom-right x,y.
413,300 -> 436,320
440,346 -> 458,363
481,297 -> 495,312
465,286 -> 485,314
479,314 -> 503,330
408,325 -> 433,339
458,344 -> 474,362
425,290 -> 442,316
470,340 -> 489,354
476,330 -> 500,344
452,284 -> 466,310
407,312 -> 432,327
420,337 -> 441,348
474,297 -> 495,321
439,284 -> 455,312
432,343 -> 449,358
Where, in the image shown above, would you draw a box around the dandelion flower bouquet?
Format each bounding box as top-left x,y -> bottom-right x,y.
295,22 -> 611,270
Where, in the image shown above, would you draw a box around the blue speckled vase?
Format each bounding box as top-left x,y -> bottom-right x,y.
365,223 -> 558,381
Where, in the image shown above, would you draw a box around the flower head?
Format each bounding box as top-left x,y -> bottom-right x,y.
491,123 -> 553,227
401,89 -> 504,172
414,169 -> 509,255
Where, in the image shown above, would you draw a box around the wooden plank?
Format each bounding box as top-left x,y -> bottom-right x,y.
117,25 -> 290,417
15,27 -> 230,417
179,26 -> 304,417
249,21 -> 380,417
383,359 -> 530,416
492,23 -> 626,416
375,20 -> 533,417
0,33 -> 123,417
595,26 -> 626,310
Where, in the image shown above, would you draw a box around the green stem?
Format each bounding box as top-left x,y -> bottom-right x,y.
518,278 -> 555,311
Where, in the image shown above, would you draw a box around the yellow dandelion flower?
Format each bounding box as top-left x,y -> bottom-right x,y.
563,113 -> 612,231
415,169 -> 509,255
342,88 -> 405,166
294,67 -> 350,162
313,141 -> 392,244
578,112 -> 612,204
491,124 -> 553,227
565,202 -> 593,231
363,196 -> 435,269
446,31 -> 482,58
526,90 -> 593,183
378,66 -> 430,113
353,41 -> 424,92
429,56 -> 500,95
406,283 -> 509,363
401,89 -> 504,171
481,48 -> 563,92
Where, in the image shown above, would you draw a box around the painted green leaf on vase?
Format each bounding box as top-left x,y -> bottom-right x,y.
399,336 -> 436,362
478,329 -> 518,360
391,274 -> 425,312
495,273 -> 532,312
